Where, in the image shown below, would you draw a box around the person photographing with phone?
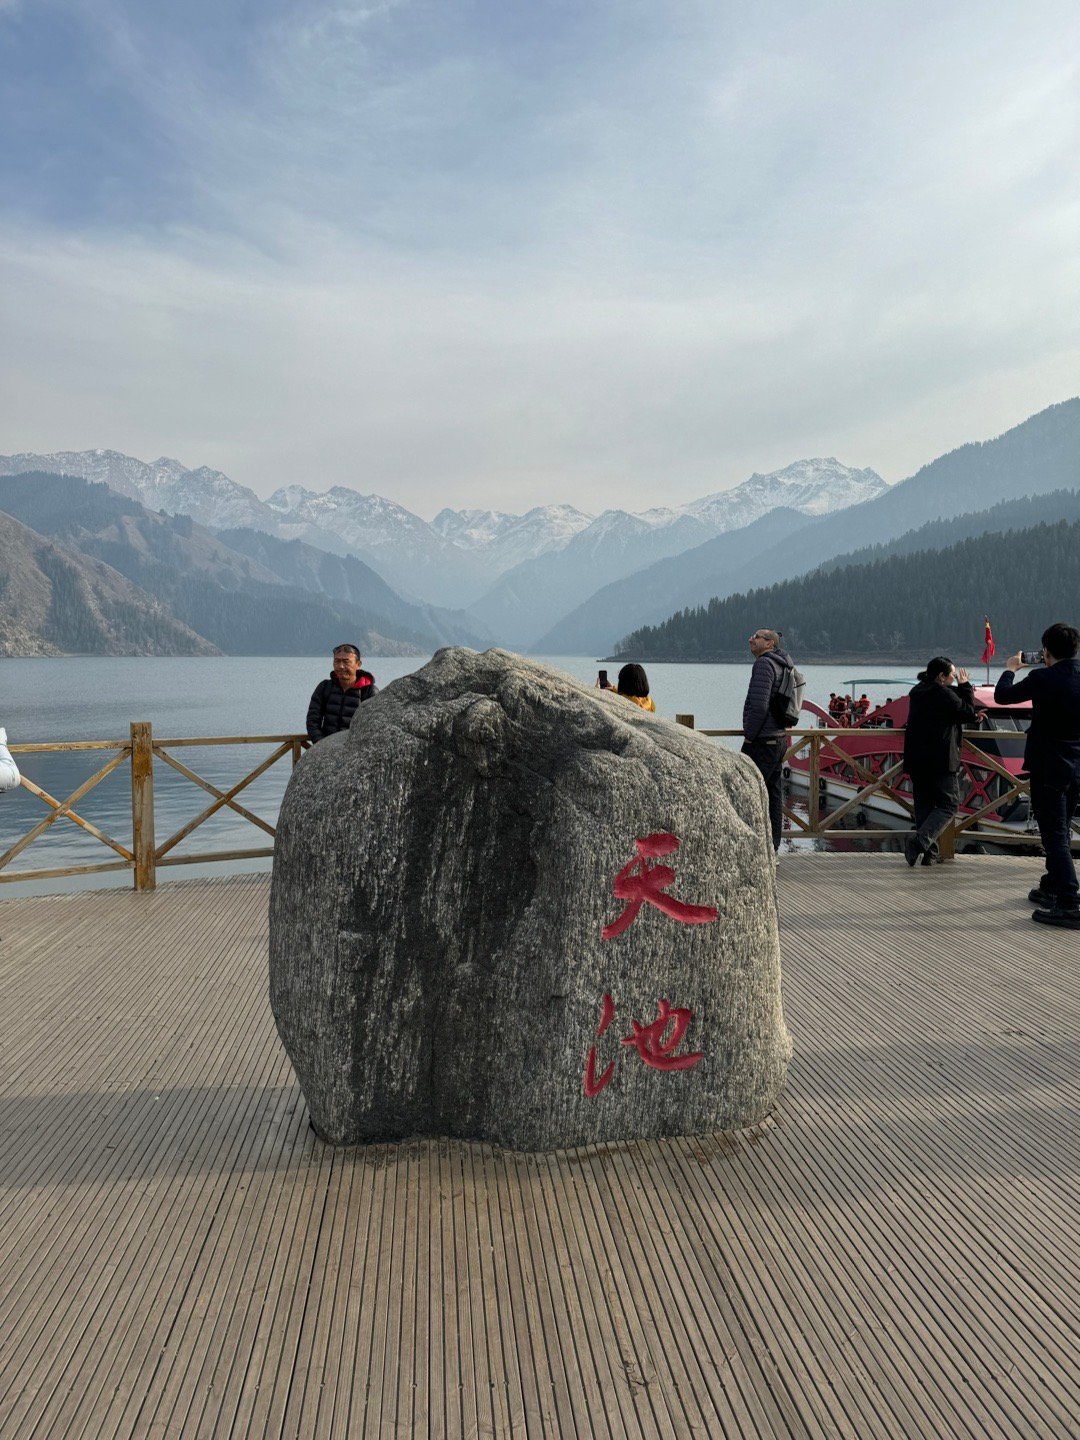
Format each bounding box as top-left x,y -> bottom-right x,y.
994,622 -> 1080,929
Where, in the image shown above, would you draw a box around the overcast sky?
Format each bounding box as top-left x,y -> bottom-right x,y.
1,0 -> 1077,517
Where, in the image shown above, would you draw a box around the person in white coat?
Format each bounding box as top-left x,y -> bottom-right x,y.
0,728 -> 22,791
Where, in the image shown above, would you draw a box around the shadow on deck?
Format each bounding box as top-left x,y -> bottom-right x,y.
0,857 -> 1076,1439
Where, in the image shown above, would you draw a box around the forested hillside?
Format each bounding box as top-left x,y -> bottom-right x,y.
215,527 -> 488,647
819,489 -> 1080,572
616,519 -> 1080,660
0,510 -> 217,657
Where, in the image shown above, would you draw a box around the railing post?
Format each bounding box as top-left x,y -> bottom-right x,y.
939,818 -> 956,861
675,714 -> 695,729
809,731 -> 821,833
130,721 -> 156,891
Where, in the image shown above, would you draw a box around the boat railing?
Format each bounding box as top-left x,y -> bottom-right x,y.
1,724 -> 310,890
675,717 -> 1078,859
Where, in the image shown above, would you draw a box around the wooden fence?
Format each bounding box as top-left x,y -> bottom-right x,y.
2,720 -> 1074,890
674,718 -> 1077,859
1,725 -> 309,890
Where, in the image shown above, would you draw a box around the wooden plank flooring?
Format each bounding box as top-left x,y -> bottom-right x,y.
0,856 -> 1076,1439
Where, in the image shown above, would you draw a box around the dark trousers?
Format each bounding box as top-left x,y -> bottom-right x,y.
1031,778 -> 1080,907
910,769 -> 960,854
742,737 -> 786,850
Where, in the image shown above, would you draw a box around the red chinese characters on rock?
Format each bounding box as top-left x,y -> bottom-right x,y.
583,994 -> 704,1098
586,833 -> 714,1098
622,997 -> 704,1072
601,833 -> 718,941
583,992 -> 617,1097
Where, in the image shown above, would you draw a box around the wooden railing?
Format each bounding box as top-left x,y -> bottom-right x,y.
3,720 -> 1075,890
674,718 -> 1079,857
1,725 -> 309,890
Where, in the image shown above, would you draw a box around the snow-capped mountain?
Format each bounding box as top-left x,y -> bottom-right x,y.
464,509 -> 719,644
683,459 -> 887,531
432,504 -> 595,573
571,507 -> 705,549
266,483 -> 317,514
275,487 -> 438,554
464,460 -> 887,646
430,508 -> 519,547
0,449 -> 280,531
155,464 -> 281,530
267,487 -> 487,605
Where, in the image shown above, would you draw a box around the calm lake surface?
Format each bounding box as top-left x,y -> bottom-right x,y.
1,654 -> 922,893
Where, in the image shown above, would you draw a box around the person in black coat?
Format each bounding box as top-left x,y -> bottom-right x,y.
741,627 -> 798,851
994,621 -> 1080,928
902,656 -> 979,867
306,644 -> 377,742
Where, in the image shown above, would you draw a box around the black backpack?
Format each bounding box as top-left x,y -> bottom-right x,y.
769,658 -> 806,728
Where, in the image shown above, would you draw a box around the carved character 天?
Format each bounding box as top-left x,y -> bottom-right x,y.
602,833 -> 719,941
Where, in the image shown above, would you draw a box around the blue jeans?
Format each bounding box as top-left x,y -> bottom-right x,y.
1031,778 -> 1080,907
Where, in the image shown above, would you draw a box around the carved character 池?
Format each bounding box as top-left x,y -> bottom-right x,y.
622,997 -> 704,1071
583,994 -> 704,1097
583,992 -> 617,1098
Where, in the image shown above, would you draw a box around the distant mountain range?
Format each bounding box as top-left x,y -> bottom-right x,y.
537,505 -> 813,654
430,503 -> 594,573
3,398 -> 1077,658
0,448 -> 887,624
0,473 -> 489,657
565,398 -> 1080,654
465,460 -> 886,646
0,451 -> 279,531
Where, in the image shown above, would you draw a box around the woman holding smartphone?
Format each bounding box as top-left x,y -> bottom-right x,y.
615,663 -> 656,713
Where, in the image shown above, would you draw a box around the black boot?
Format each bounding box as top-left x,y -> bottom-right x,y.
1032,900 -> 1080,929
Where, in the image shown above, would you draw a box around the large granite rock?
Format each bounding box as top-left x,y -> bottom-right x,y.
270,648 -> 789,1150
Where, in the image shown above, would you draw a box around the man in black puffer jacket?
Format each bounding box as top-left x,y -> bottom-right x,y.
306,645 -> 377,742
742,627 -> 797,851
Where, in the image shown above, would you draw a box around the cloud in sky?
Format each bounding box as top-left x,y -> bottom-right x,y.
1,0 -> 1078,515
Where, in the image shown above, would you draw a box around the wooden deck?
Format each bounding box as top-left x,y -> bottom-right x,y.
0,856 -> 1076,1439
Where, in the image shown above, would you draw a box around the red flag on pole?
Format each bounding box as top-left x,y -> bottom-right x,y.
981,617 -> 995,665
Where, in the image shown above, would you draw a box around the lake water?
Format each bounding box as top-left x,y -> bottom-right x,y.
0,654 -> 922,893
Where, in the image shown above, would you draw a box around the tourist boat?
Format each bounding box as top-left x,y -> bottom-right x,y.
785,679 -> 1036,846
